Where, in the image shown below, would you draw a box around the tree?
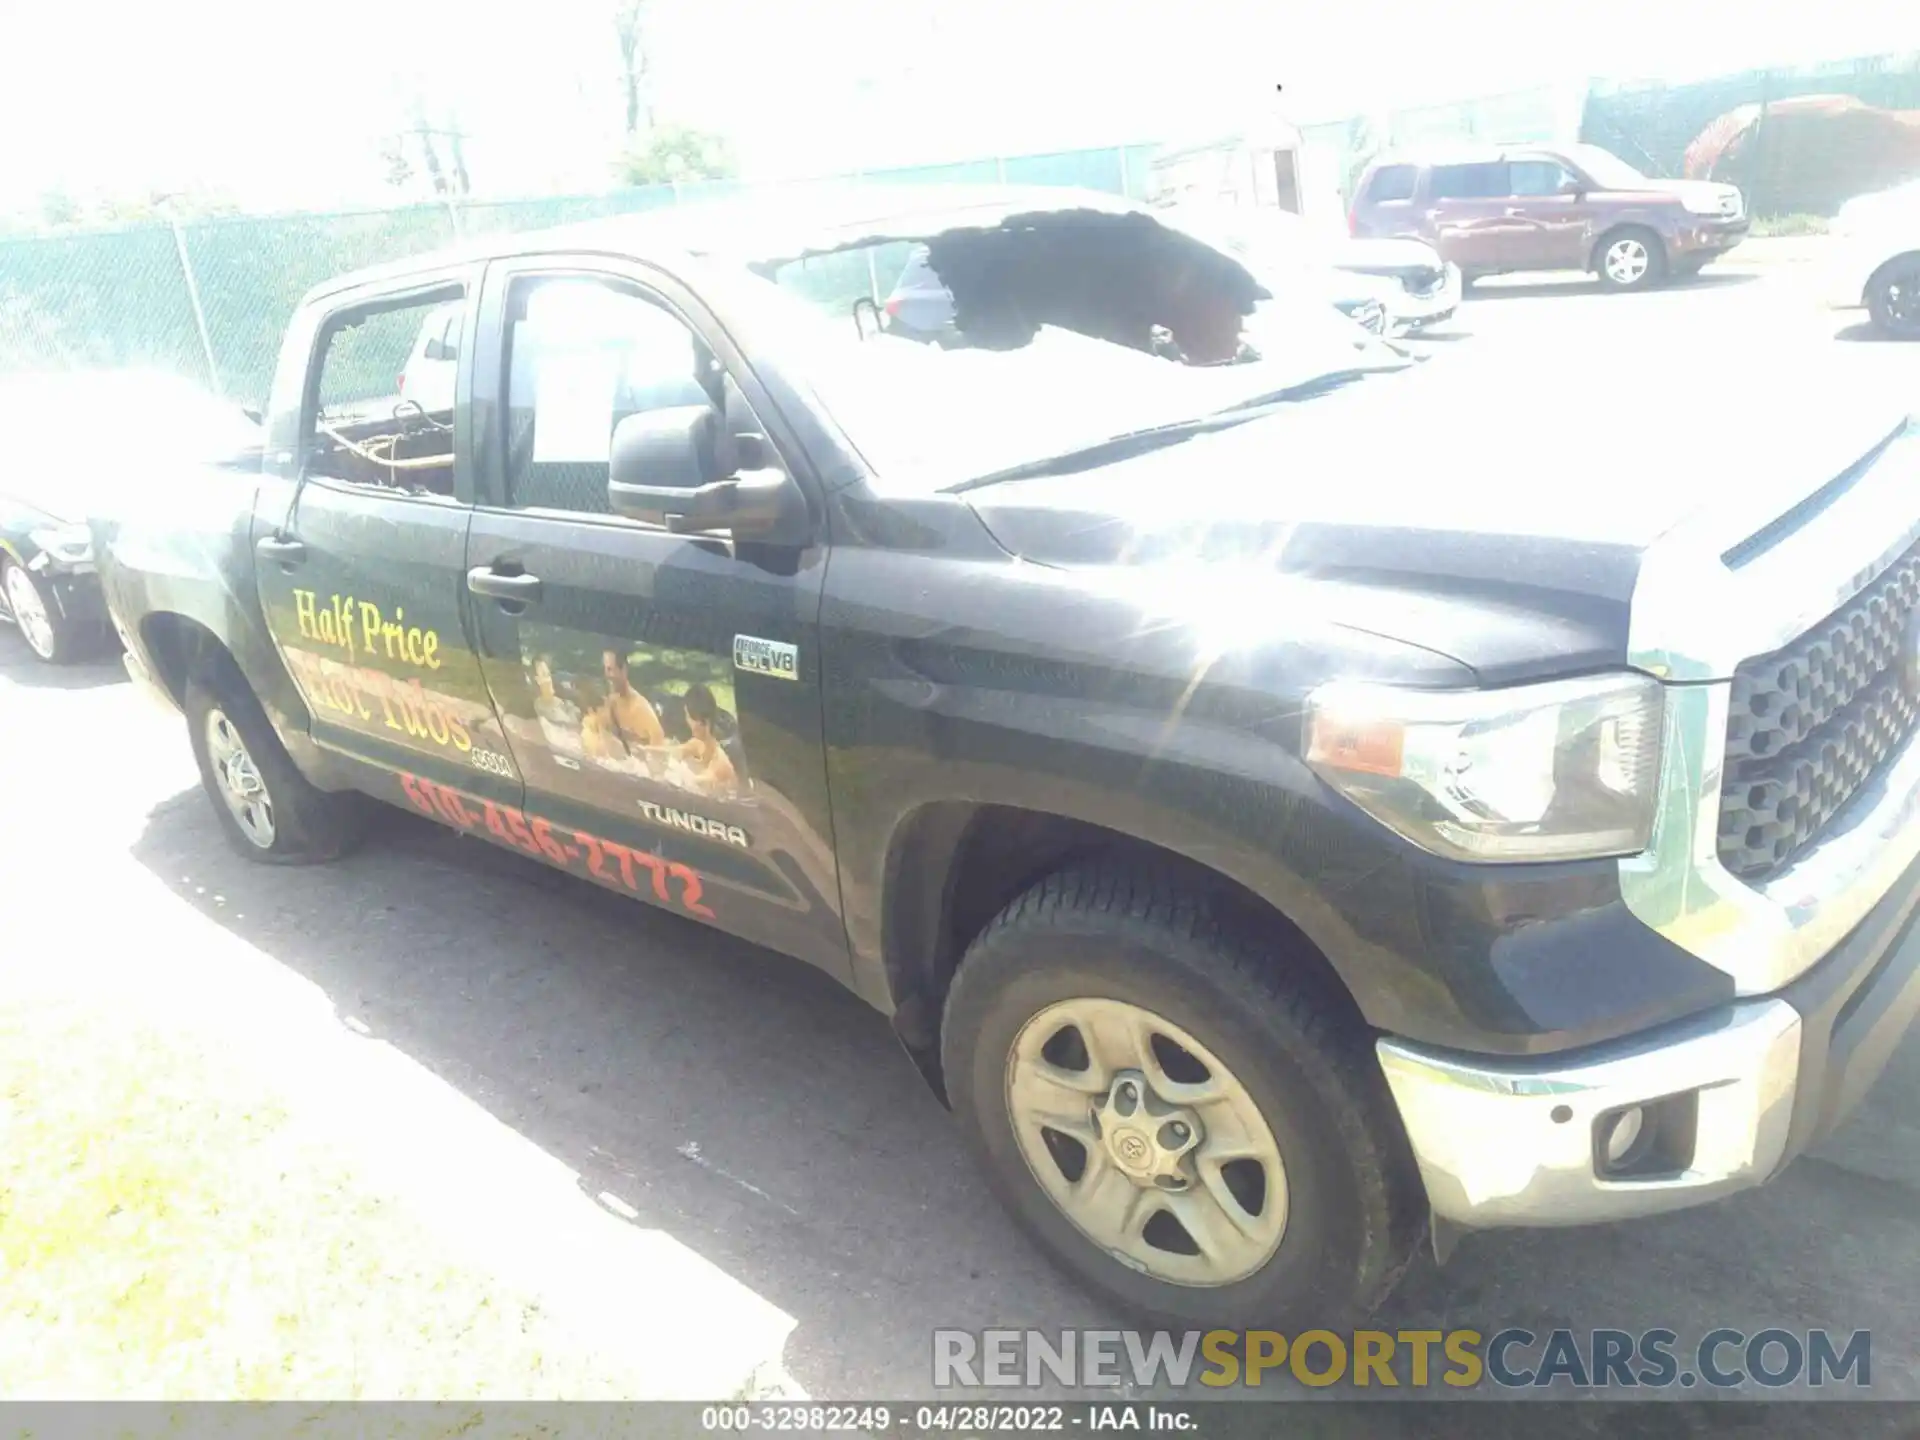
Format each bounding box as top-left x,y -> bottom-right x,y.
615,0 -> 653,136
616,123 -> 737,186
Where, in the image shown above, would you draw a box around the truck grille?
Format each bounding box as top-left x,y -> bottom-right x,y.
1718,540 -> 1920,880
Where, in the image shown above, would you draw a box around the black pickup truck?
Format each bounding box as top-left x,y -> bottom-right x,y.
95,184 -> 1920,1330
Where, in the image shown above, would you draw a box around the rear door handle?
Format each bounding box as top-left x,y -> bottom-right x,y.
256,535 -> 306,566
1502,207 -> 1526,217
466,566 -> 543,606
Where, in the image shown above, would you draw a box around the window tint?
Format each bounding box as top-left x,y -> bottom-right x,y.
308,288 -> 463,497
1429,163 -> 1509,200
501,276 -> 715,516
1365,165 -> 1418,203
1509,160 -> 1574,197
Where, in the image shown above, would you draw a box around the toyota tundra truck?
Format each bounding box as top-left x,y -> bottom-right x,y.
93,184 -> 1920,1329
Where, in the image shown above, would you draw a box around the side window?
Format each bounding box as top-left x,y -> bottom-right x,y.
308,287 -> 464,498
1365,165 -> 1419,203
1509,160 -> 1574,197
501,275 -> 716,517
1429,163 -> 1509,200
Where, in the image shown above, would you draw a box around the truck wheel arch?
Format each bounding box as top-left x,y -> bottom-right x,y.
141,611 -> 241,707
880,801 -> 1364,1102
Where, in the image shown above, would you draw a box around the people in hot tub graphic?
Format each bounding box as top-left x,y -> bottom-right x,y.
676,682 -> 741,798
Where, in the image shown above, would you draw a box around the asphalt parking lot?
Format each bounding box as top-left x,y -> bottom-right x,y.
6,259 -> 1920,1416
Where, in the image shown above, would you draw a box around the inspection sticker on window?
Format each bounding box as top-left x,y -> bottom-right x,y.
734,634 -> 799,682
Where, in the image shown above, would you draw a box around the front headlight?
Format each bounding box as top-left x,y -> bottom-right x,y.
28,522 -> 93,566
1304,672 -> 1664,862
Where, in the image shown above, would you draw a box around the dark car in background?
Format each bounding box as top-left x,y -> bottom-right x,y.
0,370 -> 260,664
1350,142 -> 1749,291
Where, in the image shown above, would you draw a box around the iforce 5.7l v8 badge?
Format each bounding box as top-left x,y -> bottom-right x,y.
733,634 -> 800,682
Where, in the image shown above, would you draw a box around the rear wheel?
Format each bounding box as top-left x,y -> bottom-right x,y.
941,864 -> 1423,1330
185,673 -> 368,863
1595,227 -> 1666,291
1867,254 -> 1920,340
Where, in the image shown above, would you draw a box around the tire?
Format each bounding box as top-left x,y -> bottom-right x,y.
1867,254 -> 1920,340
184,672 -> 368,864
1594,227 -> 1666,291
941,863 -> 1424,1331
2,558 -> 92,665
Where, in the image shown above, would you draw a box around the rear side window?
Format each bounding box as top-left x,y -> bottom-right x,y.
307,287 -> 465,498
1365,165 -> 1419,203
1430,163 -> 1509,200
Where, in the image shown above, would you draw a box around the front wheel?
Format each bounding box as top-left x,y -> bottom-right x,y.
2,558 -> 88,664
941,865 -> 1423,1331
1868,255 -> 1920,340
1595,228 -> 1667,291
185,674 -> 368,863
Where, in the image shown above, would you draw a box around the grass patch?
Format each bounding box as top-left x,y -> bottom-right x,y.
1751,213 -> 1829,238
0,995 -> 644,1401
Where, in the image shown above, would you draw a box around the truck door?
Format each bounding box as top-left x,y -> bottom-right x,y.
251,274 -> 525,812
1422,161 -> 1522,271
1500,156 -> 1599,270
460,259 -> 846,979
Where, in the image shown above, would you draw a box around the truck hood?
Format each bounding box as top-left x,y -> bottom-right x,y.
962,351 -> 1912,681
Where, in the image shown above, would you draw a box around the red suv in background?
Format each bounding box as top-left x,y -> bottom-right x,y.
1349,142 -> 1749,291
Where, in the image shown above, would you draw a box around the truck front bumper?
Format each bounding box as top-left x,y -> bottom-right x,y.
1379,845 -> 1920,1228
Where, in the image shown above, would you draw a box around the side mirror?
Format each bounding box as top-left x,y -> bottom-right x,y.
1559,179 -> 1587,198
607,405 -> 808,545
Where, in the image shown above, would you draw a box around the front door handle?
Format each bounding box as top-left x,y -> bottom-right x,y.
1502,207 -> 1526,217
256,535 -> 306,566
466,566 -> 543,606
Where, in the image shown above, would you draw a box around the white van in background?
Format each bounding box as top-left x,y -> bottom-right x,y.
397,300 -> 463,411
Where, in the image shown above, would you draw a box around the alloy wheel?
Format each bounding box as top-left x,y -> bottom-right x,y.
1005,997 -> 1289,1287
204,707 -> 276,848
3,564 -> 56,660
1604,237 -> 1651,287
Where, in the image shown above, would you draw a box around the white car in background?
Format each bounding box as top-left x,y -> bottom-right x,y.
1827,178 -> 1920,339
397,300 -> 463,410
1164,202 -> 1461,334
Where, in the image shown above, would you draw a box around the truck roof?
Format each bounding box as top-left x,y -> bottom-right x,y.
298,182 -> 1144,308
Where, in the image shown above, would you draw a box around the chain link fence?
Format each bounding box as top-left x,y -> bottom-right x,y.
1582,50 -> 1920,220
0,144 -> 1158,410
9,48 -> 1920,410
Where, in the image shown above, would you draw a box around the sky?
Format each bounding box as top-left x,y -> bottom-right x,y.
0,0 -> 1913,216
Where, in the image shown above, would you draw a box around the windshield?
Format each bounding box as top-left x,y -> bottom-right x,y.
1563,144 -> 1654,190
742,207 -> 1402,491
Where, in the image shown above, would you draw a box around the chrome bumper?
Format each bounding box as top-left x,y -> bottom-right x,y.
1386,421 -> 1920,1229
1378,1003 -> 1801,1228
